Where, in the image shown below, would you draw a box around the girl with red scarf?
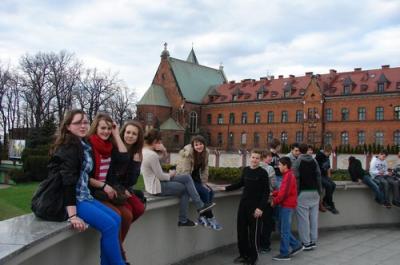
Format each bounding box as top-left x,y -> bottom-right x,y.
88,113 -> 132,264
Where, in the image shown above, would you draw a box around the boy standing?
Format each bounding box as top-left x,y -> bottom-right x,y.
223,149 -> 269,265
259,150 -> 276,253
272,157 -> 303,261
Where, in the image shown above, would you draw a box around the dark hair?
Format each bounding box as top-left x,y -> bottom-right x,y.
299,143 -> 308,154
261,149 -> 272,158
279,156 -> 292,169
191,135 -> 207,171
144,129 -> 162,145
379,149 -> 388,156
88,112 -> 116,146
251,149 -> 263,156
291,142 -> 300,150
323,144 -> 333,152
307,145 -> 313,151
120,120 -> 144,158
269,138 -> 281,149
50,109 -> 86,155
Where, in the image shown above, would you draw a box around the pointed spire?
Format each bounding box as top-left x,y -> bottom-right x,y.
186,47 -> 199,64
161,42 -> 170,59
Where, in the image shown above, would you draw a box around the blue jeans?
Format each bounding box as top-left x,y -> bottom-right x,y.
77,199 -> 125,265
159,174 -> 203,223
279,207 -> 301,256
194,182 -> 214,218
362,175 -> 384,203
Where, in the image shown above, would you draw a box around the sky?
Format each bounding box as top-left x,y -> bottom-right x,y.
0,0 -> 400,99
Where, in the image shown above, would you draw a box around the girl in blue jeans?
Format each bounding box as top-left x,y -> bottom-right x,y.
176,135 -> 222,230
47,109 -> 125,265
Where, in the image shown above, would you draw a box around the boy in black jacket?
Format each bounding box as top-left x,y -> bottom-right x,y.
222,149 -> 269,265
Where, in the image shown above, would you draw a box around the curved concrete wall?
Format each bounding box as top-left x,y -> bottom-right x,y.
1,183 -> 400,265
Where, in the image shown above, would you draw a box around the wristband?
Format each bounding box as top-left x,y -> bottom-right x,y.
68,214 -> 77,221
101,183 -> 107,190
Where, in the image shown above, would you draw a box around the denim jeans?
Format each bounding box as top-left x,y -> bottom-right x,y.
321,177 -> 336,207
159,174 -> 203,223
279,207 -> 301,256
194,182 -> 214,218
362,175 -> 384,203
77,199 -> 125,265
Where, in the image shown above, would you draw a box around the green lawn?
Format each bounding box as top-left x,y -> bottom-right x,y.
0,176 -> 145,221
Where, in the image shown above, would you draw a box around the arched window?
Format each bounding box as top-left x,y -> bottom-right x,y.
267,132 -> 273,144
324,132 -> 333,145
341,131 -> 349,145
375,131 -> 384,146
189,111 -> 198,133
281,131 -> 288,144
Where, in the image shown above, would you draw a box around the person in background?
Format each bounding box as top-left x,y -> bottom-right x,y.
307,145 -> 314,155
141,129 -> 215,227
292,143 -> 322,251
259,150 -> 275,254
271,157 -> 303,261
269,138 -> 282,188
222,149 -> 269,265
348,156 -> 383,205
286,143 -> 300,165
369,150 -> 399,207
315,144 -> 339,214
176,135 -> 222,230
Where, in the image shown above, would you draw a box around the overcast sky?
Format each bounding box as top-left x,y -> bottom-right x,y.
1,0 -> 399,98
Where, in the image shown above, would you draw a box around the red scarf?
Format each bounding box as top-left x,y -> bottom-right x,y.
89,134 -> 113,180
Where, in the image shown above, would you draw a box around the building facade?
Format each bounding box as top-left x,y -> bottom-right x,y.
137,45 -> 400,151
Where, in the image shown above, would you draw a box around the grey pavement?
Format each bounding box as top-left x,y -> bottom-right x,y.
187,227 -> 400,265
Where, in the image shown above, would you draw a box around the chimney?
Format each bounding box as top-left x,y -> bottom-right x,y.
270,75 -> 275,80
260,77 -> 268,81
229,80 -> 235,84
329,69 -> 337,74
381,65 -> 390,69
354,67 -> 362,71
289,74 -> 295,78
278,75 -> 283,79
305,72 -> 313,77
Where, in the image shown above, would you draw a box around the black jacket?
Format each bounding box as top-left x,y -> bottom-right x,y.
315,150 -> 330,178
47,140 -> 84,206
348,156 -> 366,182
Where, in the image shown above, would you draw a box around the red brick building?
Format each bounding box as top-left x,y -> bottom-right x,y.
137,45 -> 400,151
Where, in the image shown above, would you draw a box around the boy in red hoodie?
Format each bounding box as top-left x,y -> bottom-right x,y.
271,157 -> 303,261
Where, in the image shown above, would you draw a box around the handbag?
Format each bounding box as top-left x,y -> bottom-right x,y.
93,184 -> 128,206
31,172 -> 67,221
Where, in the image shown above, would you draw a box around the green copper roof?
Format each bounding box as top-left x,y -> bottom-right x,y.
168,57 -> 227,103
137,84 -> 171,107
186,48 -> 199,64
160,118 -> 184,131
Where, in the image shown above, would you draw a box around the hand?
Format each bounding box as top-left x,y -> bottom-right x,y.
155,143 -> 166,152
133,153 -> 141,162
357,179 -> 362,184
111,122 -> 120,136
169,169 -> 176,178
104,184 -> 117,199
214,185 -> 226,191
270,201 -> 274,207
125,189 -> 132,197
69,216 -> 88,232
254,208 -> 263,218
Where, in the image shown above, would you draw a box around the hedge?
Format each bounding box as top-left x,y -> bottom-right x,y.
23,155 -> 49,181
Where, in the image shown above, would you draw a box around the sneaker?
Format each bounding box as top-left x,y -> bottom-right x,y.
260,247 -> 271,254
272,254 -> 291,261
197,202 -> 216,214
303,243 -> 314,251
325,204 -> 339,214
392,201 -> 400,207
233,256 -> 248,263
290,245 -> 304,256
309,242 -> 317,249
383,202 -> 392,209
178,219 -> 198,227
198,216 -> 209,227
207,217 -> 223,231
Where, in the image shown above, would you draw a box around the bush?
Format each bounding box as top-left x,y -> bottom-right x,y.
208,167 -> 242,183
23,155 -> 49,181
331,169 -> 351,181
8,168 -> 29,183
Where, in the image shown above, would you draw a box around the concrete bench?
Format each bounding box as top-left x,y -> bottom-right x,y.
1,182 -> 400,265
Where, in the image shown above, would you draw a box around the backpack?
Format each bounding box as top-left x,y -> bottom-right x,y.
31,172 -> 67,221
298,159 -> 318,190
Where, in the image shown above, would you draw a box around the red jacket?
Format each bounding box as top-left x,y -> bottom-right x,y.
272,169 -> 297,208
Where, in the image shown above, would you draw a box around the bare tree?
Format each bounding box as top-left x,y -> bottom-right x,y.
47,51 -> 81,122
75,68 -> 119,122
19,52 -> 54,128
0,63 -> 13,144
107,86 -> 136,125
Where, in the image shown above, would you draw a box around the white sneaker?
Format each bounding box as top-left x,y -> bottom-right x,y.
198,216 -> 209,227
207,217 -> 223,231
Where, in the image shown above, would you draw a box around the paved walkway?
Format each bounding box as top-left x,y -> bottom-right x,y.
189,227 -> 400,265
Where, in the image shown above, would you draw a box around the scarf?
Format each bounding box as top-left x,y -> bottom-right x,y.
89,134 -> 113,180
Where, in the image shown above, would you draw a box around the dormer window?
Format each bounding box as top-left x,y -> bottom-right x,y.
377,83 -> 385,93
397,82 -> 400,89
232,94 -> 238,101
343,85 -> 351,95
376,73 -> 390,93
284,90 -> 290,98
257,92 -> 263,100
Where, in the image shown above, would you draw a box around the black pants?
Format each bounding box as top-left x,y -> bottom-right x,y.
321,177 -> 336,207
259,203 -> 274,249
237,201 -> 261,263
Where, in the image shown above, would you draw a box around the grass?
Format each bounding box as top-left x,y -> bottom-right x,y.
0,176 -> 145,221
